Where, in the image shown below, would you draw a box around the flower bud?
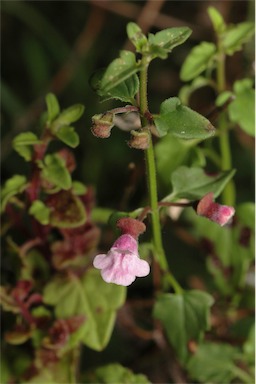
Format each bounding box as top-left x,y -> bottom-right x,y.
117,217 -> 146,239
91,112 -> 114,138
128,129 -> 150,150
196,192 -> 235,226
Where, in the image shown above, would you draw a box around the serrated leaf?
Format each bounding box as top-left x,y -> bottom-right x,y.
55,126 -> 80,147
187,342 -> 240,383
127,22 -> 148,53
154,97 -> 215,139
46,93 -> 60,123
222,22 -> 255,55
165,166 -> 236,201
180,42 -> 216,81
29,200 -> 50,225
207,6 -> 226,33
153,291 -> 214,363
228,79 -> 255,136
43,269 -> 126,351
148,27 -> 192,59
12,132 -> 42,161
100,51 -> 141,93
41,154 -> 72,190
52,104 -> 85,131
1,175 -> 27,212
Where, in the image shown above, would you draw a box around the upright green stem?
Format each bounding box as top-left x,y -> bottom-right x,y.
139,56 -> 182,294
216,47 -> 236,206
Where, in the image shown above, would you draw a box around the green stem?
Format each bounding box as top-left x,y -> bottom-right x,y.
139,56 -> 182,293
216,47 -> 235,206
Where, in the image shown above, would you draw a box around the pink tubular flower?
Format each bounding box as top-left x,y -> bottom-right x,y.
197,192 -> 235,226
93,233 -> 150,286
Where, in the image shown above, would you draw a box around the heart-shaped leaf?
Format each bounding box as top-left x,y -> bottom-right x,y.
43,269 -> 126,351
165,166 -> 236,201
228,79 -> 255,136
153,290 -> 214,363
187,342 -> 240,383
154,97 -> 215,139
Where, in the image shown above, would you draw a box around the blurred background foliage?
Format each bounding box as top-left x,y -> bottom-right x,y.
1,1 -> 255,382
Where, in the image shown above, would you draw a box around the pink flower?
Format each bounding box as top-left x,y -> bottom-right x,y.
197,192 -> 235,226
93,234 -> 150,286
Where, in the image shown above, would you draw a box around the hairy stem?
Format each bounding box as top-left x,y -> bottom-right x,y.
139,56 -> 182,293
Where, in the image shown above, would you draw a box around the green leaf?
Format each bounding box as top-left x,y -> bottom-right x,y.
166,166 -> 236,201
12,131 -> 42,161
228,79 -> 255,136
93,364 -> 151,384
43,269 -> 126,351
101,74 -> 139,103
127,22 -> 148,53
236,202 -> 255,230
155,134 -> 205,188
187,342 -> 240,383
29,200 -> 50,225
243,324 -> 255,366
207,6 -> 226,33
222,22 -> 255,55
100,51 -> 141,93
215,90 -> 233,107
180,42 -> 216,81
72,181 -> 87,195
46,93 -> 60,123
55,126 -> 80,147
153,291 -> 214,363
148,27 -> 192,59
52,104 -> 85,131
41,153 -> 72,190
154,97 -> 215,139
1,175 -> 27,212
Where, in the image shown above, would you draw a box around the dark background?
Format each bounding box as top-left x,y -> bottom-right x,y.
1,1 -> 255,382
